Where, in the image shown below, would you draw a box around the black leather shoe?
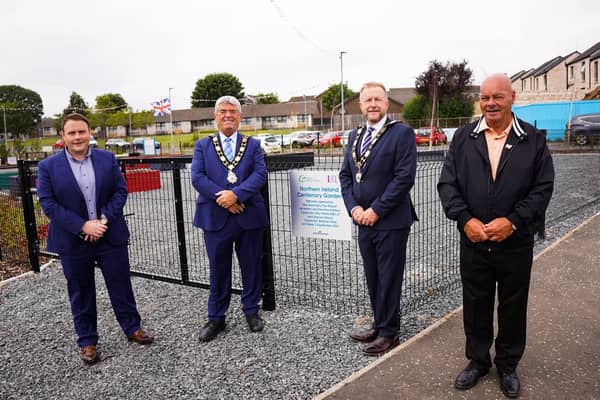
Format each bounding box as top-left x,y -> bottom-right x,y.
361,336 -> 399,356
350,328 -> 379,343
198,320 -> 226,342
499,370 -> 520,398
245,314 -> 264,332
454,363 -> 489,390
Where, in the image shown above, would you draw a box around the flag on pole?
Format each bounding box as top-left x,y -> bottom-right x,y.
152,98 -> 171,116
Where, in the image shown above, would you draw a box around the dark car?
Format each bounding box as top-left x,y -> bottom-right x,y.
565,114 -> 600,145
415,126 -> 447,146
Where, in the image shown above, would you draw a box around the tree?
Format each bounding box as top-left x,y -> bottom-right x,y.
89,93 -> 128,137
414,60 -> 474,120
64,92 -> 89,116
320,83 -> 355,112
106,109 -> 154,136
54,91 -> 91,132
255,92 -> 280,104
0,85 -> 44,137
192,73 -> 244,108
402,95 -> 428,121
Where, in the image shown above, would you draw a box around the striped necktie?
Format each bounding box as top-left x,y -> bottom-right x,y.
361,126 -> 375,155
224,137 -> 234,161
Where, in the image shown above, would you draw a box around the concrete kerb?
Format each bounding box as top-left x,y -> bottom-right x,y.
313,210 -> 600,400
0,259 -> 58,289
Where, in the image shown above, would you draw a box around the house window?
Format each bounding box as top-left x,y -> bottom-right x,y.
156,122 -> 166,130
297,114 -> 309,123
535,77 -> 539,91
521,80 -> 525,91
276,116 -> 287,123
544,74 -> 548,91
581,62 -> 586,82
569,65 -> 574,79
262,117 -> 275,127
241,117 -> 252,125
594,61 -> 599,83
173,121 -> 181,128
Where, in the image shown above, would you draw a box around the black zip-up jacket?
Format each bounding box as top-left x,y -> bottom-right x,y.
437,115 -> 554,250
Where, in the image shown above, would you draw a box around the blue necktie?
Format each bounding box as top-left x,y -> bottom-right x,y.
224,137 -> 234,161
361,127 -> 375,155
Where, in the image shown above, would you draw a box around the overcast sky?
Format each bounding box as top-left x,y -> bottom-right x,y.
2,0 -> 599,116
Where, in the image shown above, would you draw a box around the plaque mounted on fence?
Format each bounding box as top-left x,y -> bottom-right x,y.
289,170 -> 351,241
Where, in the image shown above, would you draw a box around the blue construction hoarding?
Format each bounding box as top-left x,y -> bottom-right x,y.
512,100 -> 600,141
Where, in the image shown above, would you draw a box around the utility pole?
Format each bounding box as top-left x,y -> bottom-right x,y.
2,106 -> 7,143
169,87 -> 174,153
340,51 -> 347,131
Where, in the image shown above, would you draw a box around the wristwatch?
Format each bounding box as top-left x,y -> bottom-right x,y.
511,223 -> 517,231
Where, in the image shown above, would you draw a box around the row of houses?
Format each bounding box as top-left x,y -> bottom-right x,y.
511,41 -> 600,104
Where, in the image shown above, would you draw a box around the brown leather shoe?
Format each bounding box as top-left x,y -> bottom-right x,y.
79,345 -> 98,365
361,336 -> 399,356
350,328 -> 379,343
128,328 -> 154,345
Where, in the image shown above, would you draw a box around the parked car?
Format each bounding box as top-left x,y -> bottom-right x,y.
89,136 -> 98,148
260,135 -> 283,154
565,113 -> 600,145
314,131 -> 343,147
105,138 -> 132,152
415,126 -> 447,146
340,129 -> 352,146
289,131 -> 319,148
52,139 -> 65,149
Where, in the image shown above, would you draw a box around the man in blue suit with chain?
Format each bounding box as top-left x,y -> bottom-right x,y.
340,82 -> 418,356
191,96 -> 268,342
37,113 -> 153,365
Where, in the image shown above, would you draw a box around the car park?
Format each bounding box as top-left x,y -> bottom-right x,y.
340,130 -> 352,146
314,131 -> 343,147
415,126 -> 447,146
289,131 -> 319,148
565,113 -> 600,145
105,138 -> 132,152
260,135 -> 283,154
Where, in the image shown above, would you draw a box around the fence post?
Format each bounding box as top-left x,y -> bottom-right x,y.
171,164 -> 190,283
17,160 -> 40,273
260,179 -> 276,311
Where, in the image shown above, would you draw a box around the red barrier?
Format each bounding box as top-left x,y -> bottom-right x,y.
125,169 -> 161,193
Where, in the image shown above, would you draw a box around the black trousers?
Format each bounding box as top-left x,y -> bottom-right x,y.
460,242 -> 533,372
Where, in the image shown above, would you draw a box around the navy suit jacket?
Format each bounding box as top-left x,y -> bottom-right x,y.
37,149 -> 130,256
191,134 -> 268,232
339,118 -> 418,230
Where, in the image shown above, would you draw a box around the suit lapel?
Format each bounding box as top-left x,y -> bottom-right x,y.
59,150 -> 86,202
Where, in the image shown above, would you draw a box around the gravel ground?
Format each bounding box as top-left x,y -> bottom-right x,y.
0,153 -> 598,400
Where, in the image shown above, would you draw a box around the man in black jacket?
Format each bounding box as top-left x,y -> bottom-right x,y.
438,74 -> 554,398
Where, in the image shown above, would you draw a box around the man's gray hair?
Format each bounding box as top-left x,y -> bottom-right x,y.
214,96 -> 242,114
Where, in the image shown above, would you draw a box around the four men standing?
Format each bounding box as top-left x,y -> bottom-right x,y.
37,77 -> 556,398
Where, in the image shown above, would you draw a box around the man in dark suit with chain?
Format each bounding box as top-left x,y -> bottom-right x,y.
191,96 -> 268,342
340,82 -> 418,356
37,113 -> 154,365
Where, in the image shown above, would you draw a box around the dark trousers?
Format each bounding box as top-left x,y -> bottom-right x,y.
203,217 -> 264,321
60,244 -> 141,347
460,243 -> 533,372
358,227 -> 410,338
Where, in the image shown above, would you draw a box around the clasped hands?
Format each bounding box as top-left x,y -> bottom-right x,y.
464,217 -> 514,243
351,206 -> 379,227
216,190 -> 245,214
81,219 -> 108,242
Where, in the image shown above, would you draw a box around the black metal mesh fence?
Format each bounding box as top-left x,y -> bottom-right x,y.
7,150 -> 600,315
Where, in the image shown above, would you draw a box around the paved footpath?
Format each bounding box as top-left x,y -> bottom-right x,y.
317,213 -> 600,400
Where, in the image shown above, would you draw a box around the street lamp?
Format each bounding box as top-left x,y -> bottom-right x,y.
340,51 -> 347,131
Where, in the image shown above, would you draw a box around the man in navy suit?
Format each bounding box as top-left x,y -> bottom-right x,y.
37,113 -> 153,365
340,82 -> 417,356
191,96 -> 268,342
